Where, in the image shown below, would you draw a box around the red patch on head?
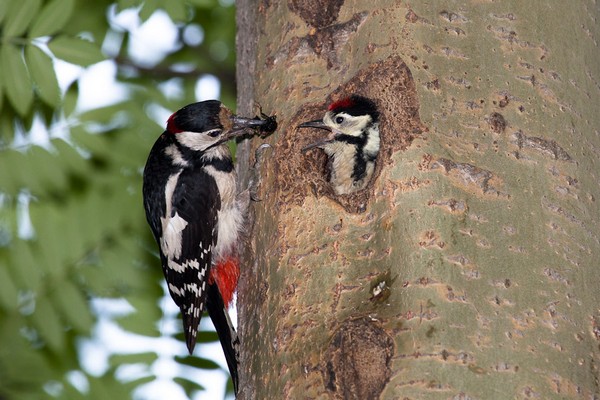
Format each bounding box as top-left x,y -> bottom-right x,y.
166,112 -> 183,133
328,97 -> 355,112
208,257 -> 240,307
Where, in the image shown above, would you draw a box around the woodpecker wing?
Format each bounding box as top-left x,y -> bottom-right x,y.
143,134 -> 171,245
166,167 -> 220,353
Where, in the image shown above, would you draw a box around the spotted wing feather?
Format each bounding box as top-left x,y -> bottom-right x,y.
167,168 -> 220,353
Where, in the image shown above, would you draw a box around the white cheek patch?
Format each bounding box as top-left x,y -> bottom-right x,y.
177,130 -> 222,152
324,113 -> 373,137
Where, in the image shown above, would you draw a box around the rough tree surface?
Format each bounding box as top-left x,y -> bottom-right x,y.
237,1 -> 600,399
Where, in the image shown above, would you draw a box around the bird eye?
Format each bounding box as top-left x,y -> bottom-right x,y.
208,129 -> 220,137
335,116 -> 344,124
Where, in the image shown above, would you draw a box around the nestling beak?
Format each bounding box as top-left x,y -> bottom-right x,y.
298,119 -> 342,152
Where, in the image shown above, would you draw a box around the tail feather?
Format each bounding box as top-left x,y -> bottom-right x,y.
182,297 -> 204,354
206,282 -> 239,393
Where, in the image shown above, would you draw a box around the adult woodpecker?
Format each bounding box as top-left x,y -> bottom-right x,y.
142,100 -> 276,392
298,95 -> 380,194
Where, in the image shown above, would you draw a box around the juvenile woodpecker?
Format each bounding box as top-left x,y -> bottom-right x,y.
298,95 -> 380,194
142,101 -> 276,392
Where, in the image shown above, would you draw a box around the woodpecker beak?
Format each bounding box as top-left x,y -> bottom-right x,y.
298,119 -> 342,152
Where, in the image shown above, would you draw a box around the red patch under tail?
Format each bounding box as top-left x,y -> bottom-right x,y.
208,257 -> 240,307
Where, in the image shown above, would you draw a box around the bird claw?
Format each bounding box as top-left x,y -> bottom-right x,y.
249,143 -> 272,202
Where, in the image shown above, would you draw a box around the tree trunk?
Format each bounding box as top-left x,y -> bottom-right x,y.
237,1 -> 600,399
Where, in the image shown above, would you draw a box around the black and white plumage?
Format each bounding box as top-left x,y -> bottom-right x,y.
298,95 -> 380,194
142,100 -> 276,392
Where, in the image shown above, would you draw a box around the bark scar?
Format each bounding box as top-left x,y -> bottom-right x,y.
322,318 -> 394,399
267,12 -> 368,70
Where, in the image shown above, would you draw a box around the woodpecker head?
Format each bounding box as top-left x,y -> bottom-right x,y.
298,95 -> 380,194
166,100 -> 275,152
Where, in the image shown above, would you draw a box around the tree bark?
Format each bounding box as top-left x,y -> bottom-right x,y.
237,1 -> 600,399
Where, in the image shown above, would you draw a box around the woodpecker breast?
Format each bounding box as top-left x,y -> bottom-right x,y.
323,122 -> 379,194
201,145 -> 244,264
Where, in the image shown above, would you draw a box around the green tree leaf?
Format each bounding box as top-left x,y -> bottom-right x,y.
3,0 -> 42,37
32,298 -> 65,351
51,280 -> 93,333
30,205 -> 63,276
139,0 -> 159,22
26,45 -> 61,107
51,138 -> 90,176
0,315 -> 55,384
87,373 -> 138,399
0,149 -> 37,195
173,377 -> 205,397
7,240 -> 44,292
117,0 -> 143,12
0,44 -> 34,116
27,146 -> 69,195
109,352 -> 158,368
0,70 -> 4,113
162,0 -> 187,23
47,36 -> 105,66
0,264 -> 18,310
63,82 -> 79,116
0,1 -> 9,26
174,354 -> 221,370
29,0 -> 75,37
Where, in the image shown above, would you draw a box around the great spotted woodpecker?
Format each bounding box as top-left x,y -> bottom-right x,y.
142,100 -> 276,392
298,95 -> 380,194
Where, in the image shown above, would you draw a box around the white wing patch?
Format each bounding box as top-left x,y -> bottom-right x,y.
160,212 -> 188,260
160,172 -> 183,259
